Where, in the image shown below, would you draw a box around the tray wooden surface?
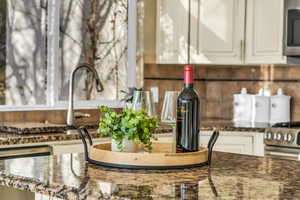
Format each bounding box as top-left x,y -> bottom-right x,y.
90,142 -> 208,167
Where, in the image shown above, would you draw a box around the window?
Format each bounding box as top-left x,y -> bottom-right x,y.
0,0 -> 133,111
4,0 -> 47,107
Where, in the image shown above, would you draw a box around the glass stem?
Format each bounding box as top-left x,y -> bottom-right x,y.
171,123 -> 176,153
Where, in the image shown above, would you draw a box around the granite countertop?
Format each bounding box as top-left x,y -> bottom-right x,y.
0,120 -> 266,146
0,152 -> 299,199
0,127 -> 172,146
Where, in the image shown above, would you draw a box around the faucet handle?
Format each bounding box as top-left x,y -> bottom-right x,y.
74,112 -> 91,119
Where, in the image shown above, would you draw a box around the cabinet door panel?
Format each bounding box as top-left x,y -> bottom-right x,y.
245,0 -> 286,64
192,0 -> 245,64
200,134 -> 253,155
156,0 -> 189,64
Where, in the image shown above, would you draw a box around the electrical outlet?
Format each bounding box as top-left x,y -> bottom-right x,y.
150,87 -> 159,103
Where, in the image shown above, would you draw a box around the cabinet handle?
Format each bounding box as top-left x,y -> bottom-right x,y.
197,0 -> 201,54
240,40 -> 244,61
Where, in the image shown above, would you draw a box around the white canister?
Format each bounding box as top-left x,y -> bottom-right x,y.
252,91 -> 270,124
233,88 -> 253,123
270,88 -> 291,124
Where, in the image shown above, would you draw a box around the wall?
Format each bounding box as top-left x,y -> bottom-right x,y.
0,108 -> 121,124
144,64 -> 300,121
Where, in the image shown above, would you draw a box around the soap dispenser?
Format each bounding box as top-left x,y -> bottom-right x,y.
270,88 -> 291,124
233,88 -> 252,125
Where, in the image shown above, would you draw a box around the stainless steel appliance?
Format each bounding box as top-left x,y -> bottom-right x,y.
284,0 -> 300,56
264,124 -> 300,160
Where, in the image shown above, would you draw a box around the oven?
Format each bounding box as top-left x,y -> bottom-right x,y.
264,127 -> 300,161
283,0 -> 300,56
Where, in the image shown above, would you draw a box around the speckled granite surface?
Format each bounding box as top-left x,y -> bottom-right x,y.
0,123 -> 98,135
0,128 -> 173,146
0,152 -> 299,199
0,131 -> 100,146
200,120 -> 266,132
0,121 -> 265,146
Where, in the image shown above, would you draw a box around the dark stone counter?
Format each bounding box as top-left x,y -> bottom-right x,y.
0,152 -> 299,199
0,121 -> 265,146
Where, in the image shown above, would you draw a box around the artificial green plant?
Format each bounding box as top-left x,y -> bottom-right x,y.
97,106 -> 158,151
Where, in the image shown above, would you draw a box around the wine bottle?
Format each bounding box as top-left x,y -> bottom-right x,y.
176,65 -> 200,152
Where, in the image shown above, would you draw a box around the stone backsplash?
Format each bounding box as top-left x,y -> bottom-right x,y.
0,109 -> 111,124
144,64 -> 300,121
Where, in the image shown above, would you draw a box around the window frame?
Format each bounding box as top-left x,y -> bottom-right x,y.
0,0 -> 137,111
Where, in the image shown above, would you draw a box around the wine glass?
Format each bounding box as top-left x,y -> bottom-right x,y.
131,89 -> 156,117
161,91 -> 180,153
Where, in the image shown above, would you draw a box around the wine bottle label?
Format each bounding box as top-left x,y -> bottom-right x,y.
176,98 -> 199,152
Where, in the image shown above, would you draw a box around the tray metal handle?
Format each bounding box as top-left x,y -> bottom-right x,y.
207,130 -> 220,166
78,126 -> 93,161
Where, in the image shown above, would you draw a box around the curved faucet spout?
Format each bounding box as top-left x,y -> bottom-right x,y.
67,63 -> 103,126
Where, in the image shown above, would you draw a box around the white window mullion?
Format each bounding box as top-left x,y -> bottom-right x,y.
127,0 -> 137,88
47,0 -> 60,107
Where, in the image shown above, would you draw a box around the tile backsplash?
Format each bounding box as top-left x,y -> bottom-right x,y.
0,108 -> 121,124
144,64 -> 300,121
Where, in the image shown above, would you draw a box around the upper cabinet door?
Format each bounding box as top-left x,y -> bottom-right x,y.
192,0 -> 245,64
245,0 -> 286,64
156,0 -> 189,64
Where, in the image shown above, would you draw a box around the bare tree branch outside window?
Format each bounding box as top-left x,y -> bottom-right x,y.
58,0 -> 128,101
0,0 -> 128,106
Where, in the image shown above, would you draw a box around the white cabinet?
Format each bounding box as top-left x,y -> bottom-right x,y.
191,0 -> 245,64
157,131 -> 264,156
156,0 -> 189,64
245,0 -> 286,64
200,131 -> 264,156
156,0 -> 285,64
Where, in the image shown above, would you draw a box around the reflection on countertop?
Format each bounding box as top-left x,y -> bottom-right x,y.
0,152 -> 299,199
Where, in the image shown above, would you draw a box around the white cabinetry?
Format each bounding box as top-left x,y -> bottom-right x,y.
156,131 -> 264,156
192,0 -> 245,64
245,0 -> 286,64
156,0 -> 285,64
200,131 -> 264,156
156,0 -> 189,64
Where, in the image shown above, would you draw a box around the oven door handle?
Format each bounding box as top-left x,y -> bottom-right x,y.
266,151 -> 300,159
265,146 -> 300,160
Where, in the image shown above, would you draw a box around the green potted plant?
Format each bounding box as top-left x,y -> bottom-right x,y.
97,106 -> 158,152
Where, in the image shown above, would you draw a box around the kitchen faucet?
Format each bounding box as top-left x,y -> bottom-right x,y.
67,63 -> 103,126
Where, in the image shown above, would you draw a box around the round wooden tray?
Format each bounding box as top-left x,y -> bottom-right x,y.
89,142 -> 208,169
87,165 -> 208,186
78,127 -> 219,170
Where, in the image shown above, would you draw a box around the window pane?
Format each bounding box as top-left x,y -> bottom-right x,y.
0,1 -> 6,104
58,0 -> 128,102
3,0 -> 47,106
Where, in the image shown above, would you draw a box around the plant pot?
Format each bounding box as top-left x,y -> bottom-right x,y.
111,139 -> 139,152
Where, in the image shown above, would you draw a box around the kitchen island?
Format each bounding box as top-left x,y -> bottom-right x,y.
0,151 -> 299,199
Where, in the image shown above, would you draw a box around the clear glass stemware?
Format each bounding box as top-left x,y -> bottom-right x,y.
131,89 -> 156,117
161,91 -> 180,153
